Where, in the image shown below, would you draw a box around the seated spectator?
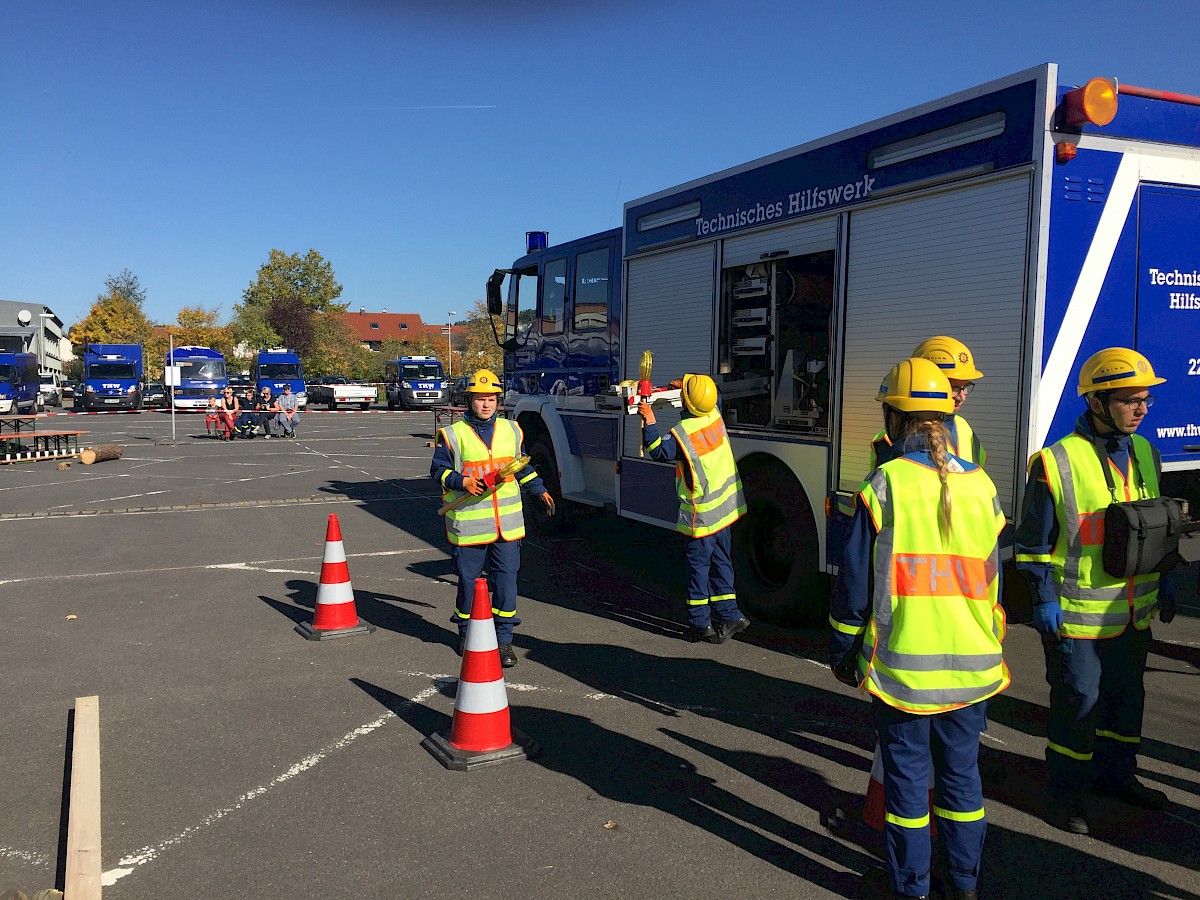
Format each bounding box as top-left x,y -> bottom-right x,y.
258,387 -> 278,437
217,387 -> 239,441
205,396 -> 221,437
274,383 -> 299,438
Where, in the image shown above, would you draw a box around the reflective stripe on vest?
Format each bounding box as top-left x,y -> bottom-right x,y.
670,409 -> 747,538
1036,432 -> 1160,638
441,419 -> 526,545
858,457 -> 1010,714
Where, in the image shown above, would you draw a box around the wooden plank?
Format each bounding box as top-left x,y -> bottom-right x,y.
65,695 -> 102,900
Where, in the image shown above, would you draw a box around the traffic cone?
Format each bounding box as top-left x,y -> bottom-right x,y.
295,514 -> 376,641
422,578 -> 539,770
863,741 -> 936,835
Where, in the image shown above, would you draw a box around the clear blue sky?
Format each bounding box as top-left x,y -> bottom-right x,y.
2,0 -> 1197,330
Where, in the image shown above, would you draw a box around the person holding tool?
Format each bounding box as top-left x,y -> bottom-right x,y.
1015,347 -> 1177,835
830,356 -> 1009,900
638,373 -> 750,644
430,368 -> 554,668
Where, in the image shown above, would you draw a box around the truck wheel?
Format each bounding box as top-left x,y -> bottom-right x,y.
387,397 -> 396,410
733,458 -> 824,624
360,402 -> 370,411
527,433 -> 572,535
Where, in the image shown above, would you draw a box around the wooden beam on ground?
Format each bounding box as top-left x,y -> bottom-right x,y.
65,695 -> 102,900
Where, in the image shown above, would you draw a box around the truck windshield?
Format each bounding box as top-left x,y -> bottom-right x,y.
187,360 -> 227,380
0,365 -> 15,381
88,363 -> 137,378
259,363 -> 301,378
402,364 -> 443,379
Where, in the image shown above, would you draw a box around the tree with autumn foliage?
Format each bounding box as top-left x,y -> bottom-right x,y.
460,299 -> 504,376
69,269 -> 155,350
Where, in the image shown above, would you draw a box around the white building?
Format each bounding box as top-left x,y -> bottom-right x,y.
0,300 -> 65,375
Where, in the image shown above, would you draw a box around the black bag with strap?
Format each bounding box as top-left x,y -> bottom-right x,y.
1089,435 -> 1187,578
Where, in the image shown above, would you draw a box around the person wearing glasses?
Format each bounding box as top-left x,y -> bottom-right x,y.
1015,347 -> 1177,835
216,387 -> 239,442
870,337 -> 987,469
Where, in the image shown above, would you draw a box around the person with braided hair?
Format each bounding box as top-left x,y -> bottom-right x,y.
830,357 -> 1009,900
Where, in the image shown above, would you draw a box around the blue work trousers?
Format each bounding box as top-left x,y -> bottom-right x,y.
1044,625 -> 1151,797
874,699 -> 988,898
451,540 -> 522,643
684,527 -> 741,629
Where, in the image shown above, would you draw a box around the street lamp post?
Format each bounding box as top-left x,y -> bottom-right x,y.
447,311 -> 457,376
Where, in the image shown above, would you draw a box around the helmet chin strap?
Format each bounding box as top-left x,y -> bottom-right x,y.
1089,393 -> 1126,436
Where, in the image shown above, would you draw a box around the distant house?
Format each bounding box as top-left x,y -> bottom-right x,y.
343,309 -> 463,353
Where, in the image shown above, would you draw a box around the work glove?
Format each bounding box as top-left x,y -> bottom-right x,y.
541,492 -> 556,517
1032,600 -> 1063,639
1159,592 -> 1176,625
637,401 -> 655,425
462,476 -> 484,496
830,651 -> 859,688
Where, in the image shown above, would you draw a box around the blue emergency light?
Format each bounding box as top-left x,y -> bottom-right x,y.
526,231 -> 549,254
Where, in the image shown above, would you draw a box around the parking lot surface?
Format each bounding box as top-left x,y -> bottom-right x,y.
1,409 -> 1198,898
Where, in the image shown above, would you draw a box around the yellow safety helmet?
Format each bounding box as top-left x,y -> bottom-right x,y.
466,368 -> 503,396
681,373 -> 718,416
912,335 -> 984,381
875,365 -> 899,403
1077,347 -> 1166,396
881,357 -> 955,416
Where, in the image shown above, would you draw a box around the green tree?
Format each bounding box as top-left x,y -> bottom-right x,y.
168,306 -> 232,358
106,268 -> 147,308
460,299 -> 503,376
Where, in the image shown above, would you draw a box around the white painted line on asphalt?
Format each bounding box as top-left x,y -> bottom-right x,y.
49,489 -> 169,509
100,682 -> 444,887
0,547 -> 437,586
234,467 -> 321,483
0,474 -> 125,492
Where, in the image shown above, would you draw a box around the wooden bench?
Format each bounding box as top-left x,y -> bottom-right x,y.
0,414 -> 41,435
0,428 -> 88,462
29,429 -> 89,453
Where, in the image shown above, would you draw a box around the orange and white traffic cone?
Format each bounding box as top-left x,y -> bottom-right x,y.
863,741 -> 937,835
295,514 -> 376,641
422,577 -> 539,770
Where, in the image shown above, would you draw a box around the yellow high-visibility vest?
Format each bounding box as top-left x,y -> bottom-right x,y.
857,456 -> 1010,714
1030,432 -> 1161,638
439,418 -> 526,545
671,410 -> 746,538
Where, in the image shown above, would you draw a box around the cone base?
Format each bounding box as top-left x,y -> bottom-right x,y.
295,619 -> 377,641
422,726 -> 540,771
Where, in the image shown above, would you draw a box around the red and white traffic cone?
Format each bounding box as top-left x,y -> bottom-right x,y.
863,741 -> 937,835
295,514 -> 376,641
422,577 -> 539,770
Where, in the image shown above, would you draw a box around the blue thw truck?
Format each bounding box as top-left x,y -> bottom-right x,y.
0,352 -> 40,415
252,348 -> 306,408
166,346 -> 227,410
78,344 -> 143,411
485,63 -> 1200,622
384,356 -> 450,410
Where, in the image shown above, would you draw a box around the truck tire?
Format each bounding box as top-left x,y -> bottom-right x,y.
733,458 -> 824,624
387,396 -> 396,410
360,402 -> 370,410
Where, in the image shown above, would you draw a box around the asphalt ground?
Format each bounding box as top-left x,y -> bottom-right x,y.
1,408 -> 1198,899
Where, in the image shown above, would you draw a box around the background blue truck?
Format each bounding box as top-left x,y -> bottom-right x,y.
252,348 -> 306,408
0,352 -> 40,415
78,344 -> 143,411
486,63 -> 1200,623
166,346 -> 227,410
384,356 -> 449,410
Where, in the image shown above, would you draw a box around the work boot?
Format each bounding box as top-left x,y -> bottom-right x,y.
455,632 -> 467,657
716,616 -> 751,643
1045,797 -> 1089,834
686,625 -> 720,644
498,643 -> 517,668
1093,777 -> 1169,810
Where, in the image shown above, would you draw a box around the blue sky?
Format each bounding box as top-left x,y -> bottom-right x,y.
2,0 -> 1198,330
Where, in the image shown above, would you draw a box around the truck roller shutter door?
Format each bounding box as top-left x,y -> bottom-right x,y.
622,243 -> 717,459
839,173 -> 1032,516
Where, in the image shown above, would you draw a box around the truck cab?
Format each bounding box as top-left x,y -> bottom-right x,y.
384,356 -> 449,410
0,353 -> 40,415
252,348 -> 306,408
79,344 -> 143,411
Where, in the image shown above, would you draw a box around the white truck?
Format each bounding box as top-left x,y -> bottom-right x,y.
308,377 -> 377,410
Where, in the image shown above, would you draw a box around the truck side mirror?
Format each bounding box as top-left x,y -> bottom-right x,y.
486,270 -> 506,317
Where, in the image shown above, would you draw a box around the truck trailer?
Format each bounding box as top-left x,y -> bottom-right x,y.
485,63 -> 1200,622
79,344 -> 143,411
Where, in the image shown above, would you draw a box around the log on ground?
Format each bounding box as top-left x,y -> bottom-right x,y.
79,444 -> 123,465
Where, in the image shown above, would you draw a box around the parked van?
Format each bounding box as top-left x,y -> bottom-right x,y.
0,353 -> 41,415
38,372 -> 63,407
